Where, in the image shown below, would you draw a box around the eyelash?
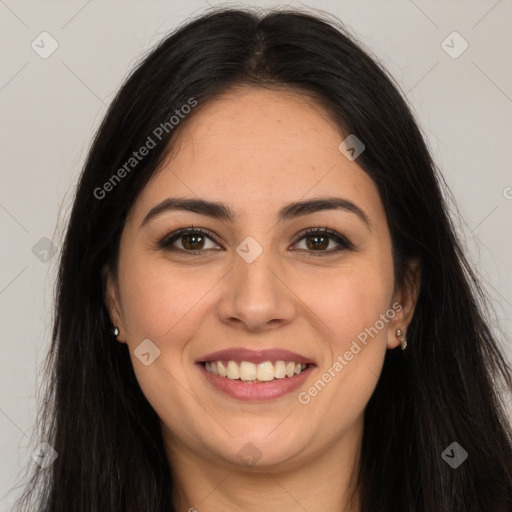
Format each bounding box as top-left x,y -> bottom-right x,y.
158,225 -> 354,257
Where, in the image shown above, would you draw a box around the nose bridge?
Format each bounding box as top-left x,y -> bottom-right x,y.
233,236 -> 281,304
236,244 -> 277,292
217,234 -> 296,330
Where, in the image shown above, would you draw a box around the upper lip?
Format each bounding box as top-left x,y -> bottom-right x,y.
196,348 -> 316,365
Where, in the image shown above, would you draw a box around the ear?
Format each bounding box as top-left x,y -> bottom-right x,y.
102,264 -> 127,344
386,258 -> 421,350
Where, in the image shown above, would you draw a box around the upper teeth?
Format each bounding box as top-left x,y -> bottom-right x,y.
204,360 -> 308,381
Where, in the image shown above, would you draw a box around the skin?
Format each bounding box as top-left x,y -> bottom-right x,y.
105,86 -> 419,512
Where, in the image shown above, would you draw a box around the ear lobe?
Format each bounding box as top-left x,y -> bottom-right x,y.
102,264 -> 126,342
387,258 -> 422,349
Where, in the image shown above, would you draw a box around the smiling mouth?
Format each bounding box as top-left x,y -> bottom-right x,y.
201,360 -> 311,383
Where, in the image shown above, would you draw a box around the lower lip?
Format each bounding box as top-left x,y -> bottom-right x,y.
197,363 -> 315,401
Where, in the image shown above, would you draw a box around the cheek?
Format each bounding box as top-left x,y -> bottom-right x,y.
118,239 -> 395,354
294,265 -> 393,422
116,254 -> 215,409
296,256 -> 394,347
297,253 -> 394,395
118,251 -> 217,342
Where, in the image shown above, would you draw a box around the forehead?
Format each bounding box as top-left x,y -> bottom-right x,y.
131,86 -> 384,226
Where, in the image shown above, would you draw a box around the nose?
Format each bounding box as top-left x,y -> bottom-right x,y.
216,249 -> 297,333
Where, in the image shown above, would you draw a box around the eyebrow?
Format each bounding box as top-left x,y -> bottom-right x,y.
140,196 -> 371,229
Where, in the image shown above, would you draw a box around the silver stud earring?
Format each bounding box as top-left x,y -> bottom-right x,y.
396,329 -> 407,350
112,327 -> 120,337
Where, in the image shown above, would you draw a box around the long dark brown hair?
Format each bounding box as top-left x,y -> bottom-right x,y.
14,6 -> 512,511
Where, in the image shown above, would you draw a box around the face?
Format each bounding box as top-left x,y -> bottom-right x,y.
106,86 -> 417,472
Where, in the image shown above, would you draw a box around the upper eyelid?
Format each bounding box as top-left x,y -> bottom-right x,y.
161,227 -> 220,245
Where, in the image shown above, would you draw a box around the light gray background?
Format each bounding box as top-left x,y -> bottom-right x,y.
1,0 -> 511,509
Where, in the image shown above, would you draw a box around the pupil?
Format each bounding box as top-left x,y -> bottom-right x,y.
307,235 -> 328,250
183,234 -> 204,250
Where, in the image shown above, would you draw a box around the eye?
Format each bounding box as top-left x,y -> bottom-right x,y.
158,225 -> 354,256
159,226 -> 221,254
291,226 -> 354,256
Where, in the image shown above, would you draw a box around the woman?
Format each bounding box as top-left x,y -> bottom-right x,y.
15,7 -> 512,512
